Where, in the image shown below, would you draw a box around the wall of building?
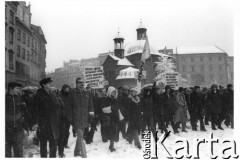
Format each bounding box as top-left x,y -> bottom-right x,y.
174,53 -> 229,87
5,1 -> 47,88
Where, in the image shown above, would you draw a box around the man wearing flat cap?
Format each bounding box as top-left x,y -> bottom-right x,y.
32,77 -> 61,157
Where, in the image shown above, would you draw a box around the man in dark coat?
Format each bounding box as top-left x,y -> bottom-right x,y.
141,86 -> 156,136
189,86 -> 206,131
67,78 -> 94,158
161,85 -> 179,133
32,77 -> 61,158
152,83 -> 168,134
56,84 -> 71,157
206,84 -> 224,130
5,82 -> 29,157
223,84 -> 234,128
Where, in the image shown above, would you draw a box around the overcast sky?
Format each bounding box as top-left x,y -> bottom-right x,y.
28,0 -> 234,72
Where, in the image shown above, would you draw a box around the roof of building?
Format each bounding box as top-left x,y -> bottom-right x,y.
114,33 -> 124,39
109,55 -> 134,66
136,22 -> 147,30
124,40 -> 169,57
116,67 -> 139,80
175,46 -> 226,54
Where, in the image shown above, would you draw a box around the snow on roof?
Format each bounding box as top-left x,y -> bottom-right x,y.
175,46 -> 226,54
114,34 -> 124,39
116,67 -> 139,80
109,55 -> 134,66
125,40 -> 169,57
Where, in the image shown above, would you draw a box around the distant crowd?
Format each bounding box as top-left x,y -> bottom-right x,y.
6,77 -> 233,158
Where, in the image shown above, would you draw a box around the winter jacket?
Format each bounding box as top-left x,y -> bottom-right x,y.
67,88 -> 94,130
190,92 -> 203,115
128,95 -> 141,130
223,89 -> 233,111
206,91 -> 223,114
118,93 -> 130,121
174,92 -> 188,123
32,88 -> 61,139
6,93 -> 27,134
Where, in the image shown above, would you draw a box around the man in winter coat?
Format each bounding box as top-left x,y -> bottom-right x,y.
161,85 -> 179,133
32,77 -> 61,157
67,78 -> 94,158
189,86 -> 206,131
223,84 -> 234,128
175,87 -> 188,132
206,84 -> 224,130
56,84 -> 71,157
152,83 -> 168,134
5,82 -> 29,157
141,86 -> 156,136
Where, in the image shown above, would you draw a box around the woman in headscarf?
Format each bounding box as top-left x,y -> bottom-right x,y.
101,86 -> 123,152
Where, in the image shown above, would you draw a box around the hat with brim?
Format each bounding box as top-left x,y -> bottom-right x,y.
39,77 -> 53,86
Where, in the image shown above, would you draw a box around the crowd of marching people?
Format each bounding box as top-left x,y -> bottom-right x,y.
5,77 -> 234,158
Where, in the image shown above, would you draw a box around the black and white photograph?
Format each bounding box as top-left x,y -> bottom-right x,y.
2,0 -> 240,159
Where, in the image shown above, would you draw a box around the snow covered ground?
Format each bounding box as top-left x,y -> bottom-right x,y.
23,121 -> 234,159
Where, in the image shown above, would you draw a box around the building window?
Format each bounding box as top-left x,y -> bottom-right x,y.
219,56 -> 222,61
209,64 -> 213,71
9,50 -> 14,70
200,56 -> 203,62
209,56 -> 212,61
10,10 -> 14,24
22,48 -> 25,60
219,74 -> 223,82
210,74 -> 214,82
32,38 -> 34,48
16,61 -> 21,75
17,29 -> 21,41
27,36 -> 30,47
219,64 -> 223,71
27,51 -> 29,61
181,57 -> 185,62
23,33 -> 26,44
17,45 -> 20,57
190,65 -> 195,72
35,41 -> 37,50
182,65 -> 186,72
191,57 -> 194,62
30,52 -> 33,60
9,27 -> 14,44
201,65 -> 204,72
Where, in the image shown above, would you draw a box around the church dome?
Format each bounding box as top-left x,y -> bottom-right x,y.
124,40 -> 167,57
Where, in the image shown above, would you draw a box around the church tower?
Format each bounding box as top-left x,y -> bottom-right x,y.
136,21 -> 147,40
113,30 -> 124,59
